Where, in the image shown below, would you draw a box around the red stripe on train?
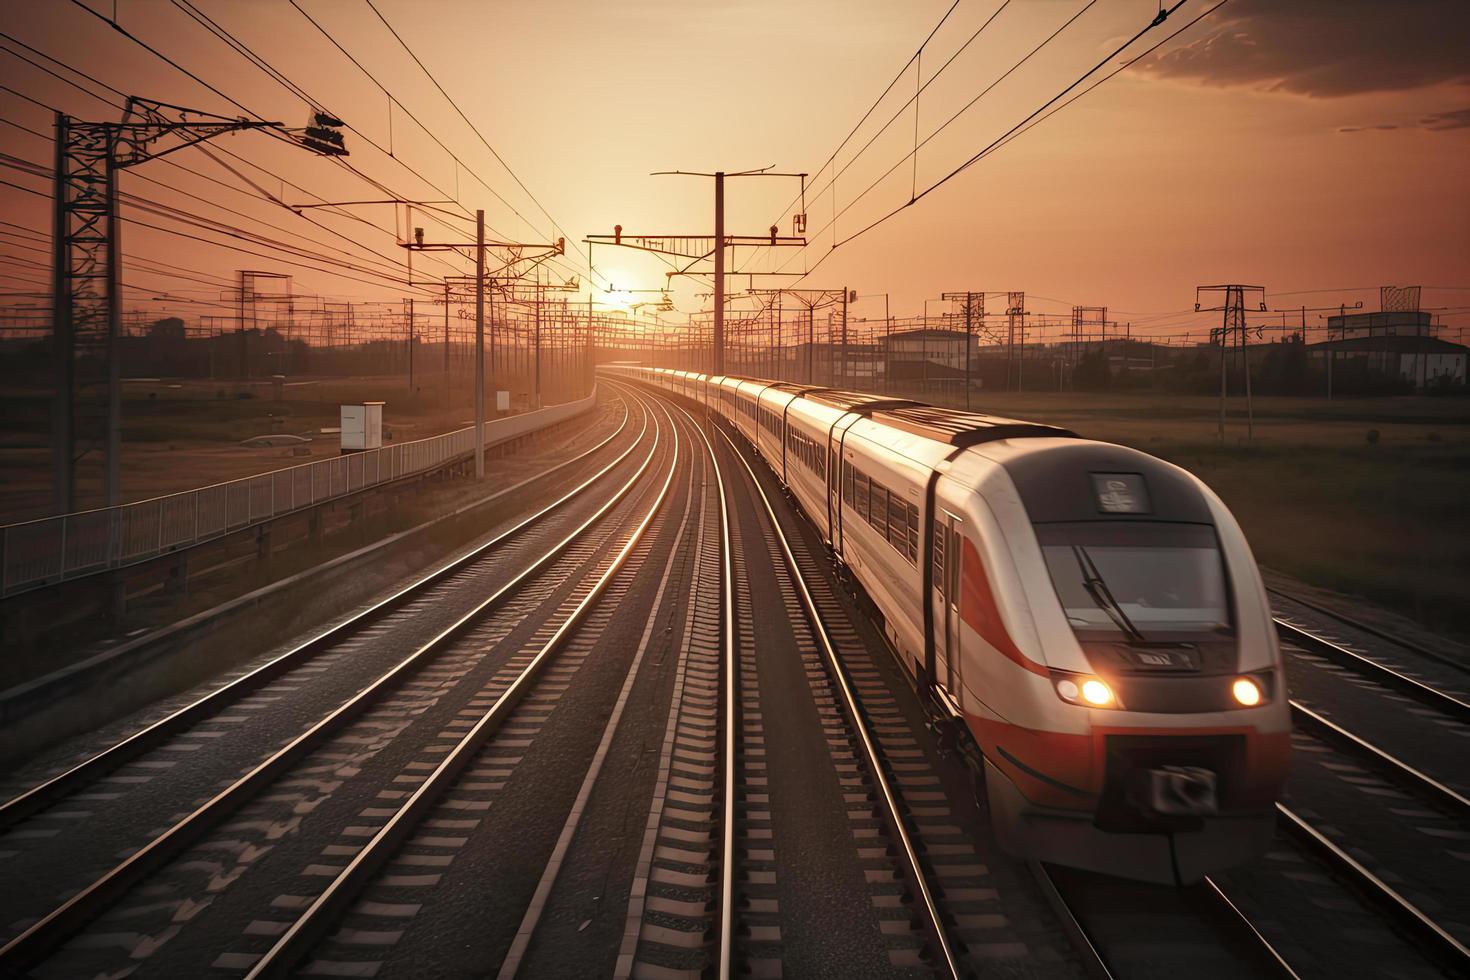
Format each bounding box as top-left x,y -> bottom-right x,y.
960,536 -> 1048,676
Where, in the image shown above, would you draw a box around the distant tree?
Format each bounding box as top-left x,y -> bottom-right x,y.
147,316 -> 186,340
1257,336 -> 1309,395
1072,349 -> 1112,391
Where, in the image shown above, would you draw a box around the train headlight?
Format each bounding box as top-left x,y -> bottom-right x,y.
1232,676 -> 1263,707
1052,672 -> 1116,709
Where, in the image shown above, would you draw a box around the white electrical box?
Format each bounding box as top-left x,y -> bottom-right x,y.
340,401 -> 385,452
496,390 -> 510,414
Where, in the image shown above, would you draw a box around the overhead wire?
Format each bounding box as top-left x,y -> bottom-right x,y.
359,0 -> 602,284
749,0 -> 967,269
0,42 -> 466,283
793,0 -> 1198,281
0,28 -> 472,289
40,7 -> 477,275
0,117 -> 442,294
781,0 -> 1104,275
284,0 -> 596,286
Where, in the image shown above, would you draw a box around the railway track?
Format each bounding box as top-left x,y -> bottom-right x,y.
1030,859 -> 1299,980
237,394 -> 687,978
271,391 -> 720,978
1275,618 -> 1470,722
0,390 -> 639,829
1268,587 -> 1469,676
712,413 -> 968,979
0,385 -> 681,976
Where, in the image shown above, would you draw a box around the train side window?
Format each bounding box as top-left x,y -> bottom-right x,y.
855,473 -> 870,522
933,519 -> 946,593
887,494 -> 908,558
899,502 -> 911,564
869,483 -> 888,536
842,460 -> 855,503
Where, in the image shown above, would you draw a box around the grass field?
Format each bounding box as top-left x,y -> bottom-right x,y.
0,374 -> 581,523
912,388 -> 1470,638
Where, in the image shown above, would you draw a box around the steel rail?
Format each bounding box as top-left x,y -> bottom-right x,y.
1275,803 -> 1470,969
1028,862 -> 1114,980
713,421 -> 964,980
1289,700 -> 1469,813
492,403 -> 712,979
1199,877 -> 1302,979
1267,588 -> 1468,676
667,400 -> 737,980
244,395 -> 686,979
0,391 -> 638,831
0,388 -> 668,972
1275,619 -> 1470,722
1033,860 -> 1299,980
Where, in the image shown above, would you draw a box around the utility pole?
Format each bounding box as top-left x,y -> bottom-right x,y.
443,281 -> 451,420
1196,285 -> 1266,442
533,266 -> 542,408
640,167 -> 807,374
713,172 -> 724,373
237,269 -> 247,380
884,294 -> 892,394
840,287 -> 849,387
747,288 -> 848,387
403,223 -> 563,472
942,291 -> 982,408
406,297 -> 415,393
475,211 -> 485,478
1007,292 -> 1027,392
1068,307 -> 1107,392
49,99 -> 343,514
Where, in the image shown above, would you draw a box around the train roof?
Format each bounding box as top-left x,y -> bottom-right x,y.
803,389 -> 922,412
873,404 -> 1077,448
670,370 -> 1075,447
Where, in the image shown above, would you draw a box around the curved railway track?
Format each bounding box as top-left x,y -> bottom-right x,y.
1274,619 -> 1470,722
1268,587 -> 1469,676
0,384 -> 679,975
712,415 -> 965,978
240,393 -> 688,978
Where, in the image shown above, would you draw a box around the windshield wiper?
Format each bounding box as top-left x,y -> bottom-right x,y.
1071,545 -> 1148,644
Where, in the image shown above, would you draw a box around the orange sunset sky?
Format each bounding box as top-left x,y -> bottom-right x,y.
1,0 -> 1467,341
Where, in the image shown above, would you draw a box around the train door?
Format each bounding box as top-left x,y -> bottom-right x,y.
933,512 -> 964,699
827,437 -> 841,548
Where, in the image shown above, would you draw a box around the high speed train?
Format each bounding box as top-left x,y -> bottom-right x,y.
605,365 -> 1289,886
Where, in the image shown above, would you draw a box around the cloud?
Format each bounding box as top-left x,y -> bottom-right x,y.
1336,106 -> 1470,134
1421,107 -> 1470,130
1141,0 -> 1470,97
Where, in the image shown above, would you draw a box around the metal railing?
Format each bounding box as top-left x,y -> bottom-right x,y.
1,392 -> 596,598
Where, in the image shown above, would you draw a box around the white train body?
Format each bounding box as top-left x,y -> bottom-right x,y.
607,365 -> 1290,885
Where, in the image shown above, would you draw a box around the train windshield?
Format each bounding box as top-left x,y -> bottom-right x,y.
1037,523 -> 1232,639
